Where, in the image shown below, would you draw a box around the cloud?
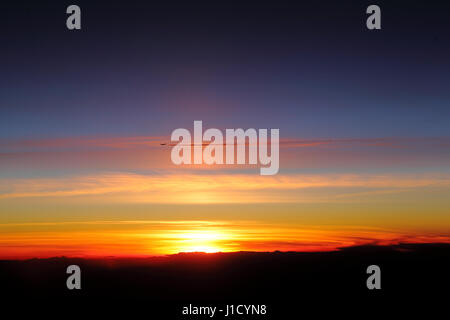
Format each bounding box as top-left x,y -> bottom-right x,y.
2,136 -> 450,152
1,172 -> 449,203
1,136 -> 450,173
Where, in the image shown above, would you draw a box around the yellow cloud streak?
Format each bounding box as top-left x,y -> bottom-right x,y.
1,172 -> 449,203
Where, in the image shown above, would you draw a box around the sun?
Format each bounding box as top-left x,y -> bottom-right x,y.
175,230 -> 225,253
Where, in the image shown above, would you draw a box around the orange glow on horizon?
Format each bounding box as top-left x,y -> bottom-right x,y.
1,220 -> 449,259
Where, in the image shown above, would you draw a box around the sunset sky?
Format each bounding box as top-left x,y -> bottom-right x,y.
1,1 -> 450,258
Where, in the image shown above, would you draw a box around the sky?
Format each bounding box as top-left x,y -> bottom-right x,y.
0,0 -> 449,258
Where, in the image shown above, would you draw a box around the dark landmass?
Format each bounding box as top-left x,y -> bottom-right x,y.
1,243 -> 449,317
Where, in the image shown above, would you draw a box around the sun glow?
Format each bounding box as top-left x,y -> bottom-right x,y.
173,230 -> 227,253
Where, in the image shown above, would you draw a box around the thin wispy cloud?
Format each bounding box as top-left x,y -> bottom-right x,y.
2,136 -> 450,152
1,172 -> 449,203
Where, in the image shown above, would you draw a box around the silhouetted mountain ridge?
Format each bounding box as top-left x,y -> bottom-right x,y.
1,243 -> 448,317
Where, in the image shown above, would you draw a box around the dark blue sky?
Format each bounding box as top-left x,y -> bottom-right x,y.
1,0 -> 449,139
